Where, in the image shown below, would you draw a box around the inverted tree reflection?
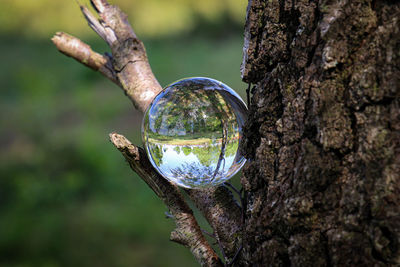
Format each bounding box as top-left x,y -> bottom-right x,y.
143,77 -> 247,188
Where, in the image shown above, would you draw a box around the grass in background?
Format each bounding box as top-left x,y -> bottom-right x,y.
0,32 -> 245,267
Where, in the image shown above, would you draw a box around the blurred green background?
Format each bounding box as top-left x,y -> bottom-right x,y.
0,0 -> 247,266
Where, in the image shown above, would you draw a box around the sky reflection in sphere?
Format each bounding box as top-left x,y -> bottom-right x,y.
142,77 -> 247,189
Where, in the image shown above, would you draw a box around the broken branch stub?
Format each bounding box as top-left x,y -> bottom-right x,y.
51,32 -> 118,84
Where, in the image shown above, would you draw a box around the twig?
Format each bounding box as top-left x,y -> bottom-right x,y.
201,229 -> 216,239
201,229 -> 229,266
217,236 -> 228,264
226,245 -> 243,267
51,32 -> 118,84
165,211 -> 174,219
223,182 -> 242,201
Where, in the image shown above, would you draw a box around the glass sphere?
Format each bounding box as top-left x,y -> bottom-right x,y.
142,77 -> 247,189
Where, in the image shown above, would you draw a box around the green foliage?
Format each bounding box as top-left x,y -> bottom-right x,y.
173,146 -> 181,154
192,145 -> 220,167
0,33 -> 245,266
0,1 -> 246,265
0,0 -> 246,38
182,146 -> 192,156
150,144 -> 164,166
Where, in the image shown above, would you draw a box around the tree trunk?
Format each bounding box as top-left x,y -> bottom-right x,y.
240,0 -> 399,266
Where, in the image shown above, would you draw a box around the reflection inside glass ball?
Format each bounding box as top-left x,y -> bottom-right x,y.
142,77 -> 247,189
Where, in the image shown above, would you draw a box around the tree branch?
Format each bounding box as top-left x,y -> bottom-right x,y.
51,32 -> 118,84
54,1 -> 162,113
109,133 -> 222,267
185,187 -> 242,261
82,1 -> 162,113
52,0 -> 243,263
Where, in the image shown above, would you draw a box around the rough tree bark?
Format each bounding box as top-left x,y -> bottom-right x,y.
241,0 -> 399,265
53,0 -> 399,266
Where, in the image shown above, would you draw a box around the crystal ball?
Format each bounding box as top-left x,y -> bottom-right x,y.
142,77 -> 247,189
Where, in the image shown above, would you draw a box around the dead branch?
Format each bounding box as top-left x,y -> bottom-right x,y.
52,0 -> 243,264
110,133 -> 222,266
185,187 -> 242,261
52,32 -> 118,84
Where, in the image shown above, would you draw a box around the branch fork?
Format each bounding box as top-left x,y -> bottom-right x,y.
52,1 -> 242,265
